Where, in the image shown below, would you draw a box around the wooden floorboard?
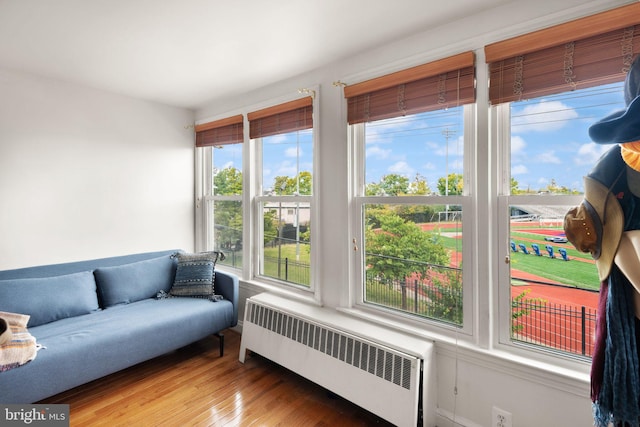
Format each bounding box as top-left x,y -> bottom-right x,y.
40,330 -> 395,426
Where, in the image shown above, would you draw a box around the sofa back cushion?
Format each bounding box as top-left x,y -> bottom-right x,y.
94,255 -> 176,308
0,271 -> 100,327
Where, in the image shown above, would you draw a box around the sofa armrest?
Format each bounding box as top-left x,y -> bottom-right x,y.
214,270 -> 239,327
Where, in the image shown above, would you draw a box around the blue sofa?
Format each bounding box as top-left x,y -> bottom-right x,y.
0,250 -> 238,403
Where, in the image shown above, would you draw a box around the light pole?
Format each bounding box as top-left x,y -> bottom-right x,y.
277,181 -> 286,278
442,128 -> 456,221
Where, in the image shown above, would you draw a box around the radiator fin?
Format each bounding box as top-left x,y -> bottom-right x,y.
247,301 -> 413,390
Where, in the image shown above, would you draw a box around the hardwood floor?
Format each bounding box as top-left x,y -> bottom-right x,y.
41,330 -> 394,426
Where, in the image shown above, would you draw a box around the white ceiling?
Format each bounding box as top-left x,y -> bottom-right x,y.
0,0 -> 512,110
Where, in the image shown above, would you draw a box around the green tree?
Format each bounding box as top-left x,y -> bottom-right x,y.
421,268 -> 463,325
212,167 -> 243,251
366,174 -> 410,196
437,173 -> 463,196
543,179 -> 580,195
365,210 -> 449,280
511,289 -> 547,334
213,167 -> 242,195
511,177 -> 522,195
273,171 -> 312,195
263,209 -> 279,245
408,173 -> 431,195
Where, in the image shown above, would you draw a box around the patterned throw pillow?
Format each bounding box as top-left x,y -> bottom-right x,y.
168,251 -> 225,300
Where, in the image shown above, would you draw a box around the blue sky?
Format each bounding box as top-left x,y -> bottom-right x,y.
213,82 -> 628,195
364,108 -> 464,192
510,82 -> 625,193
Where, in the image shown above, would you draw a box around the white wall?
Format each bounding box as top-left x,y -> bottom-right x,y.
0,68 -> 195,269
197,0 -> 632,426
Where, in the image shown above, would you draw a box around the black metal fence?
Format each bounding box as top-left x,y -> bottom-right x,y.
512,299 -> 596,357
263,255 -> 311,286
239,247 -> 598,357
365,271 -> 463,326
217,250 -> 242,269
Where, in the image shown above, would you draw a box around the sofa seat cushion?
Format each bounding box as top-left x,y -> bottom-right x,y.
0,297 -> 234,403
0,271 -> 99,327
94,255 -> 176,307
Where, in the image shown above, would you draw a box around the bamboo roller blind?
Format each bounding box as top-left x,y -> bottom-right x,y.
248,97 -> 313,139
485,2 -> 640,104
195,114 -> 244,147
344,51 -> 475,124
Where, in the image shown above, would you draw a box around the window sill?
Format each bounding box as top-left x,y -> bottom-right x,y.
337,306 -> 590,397
239,278 -> 322,307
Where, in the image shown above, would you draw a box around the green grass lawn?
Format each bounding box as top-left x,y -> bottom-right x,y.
257,225 -> 599,292
262,244 -> 310,286
263,243 -> 309,260
507,230 -> 599,291
508,251 -> 599,291
433,225 -> 600,291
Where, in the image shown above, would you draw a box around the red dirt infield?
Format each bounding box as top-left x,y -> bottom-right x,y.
511,270 -> 599,310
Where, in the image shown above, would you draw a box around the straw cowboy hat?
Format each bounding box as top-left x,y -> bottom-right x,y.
564,176 -> 623,282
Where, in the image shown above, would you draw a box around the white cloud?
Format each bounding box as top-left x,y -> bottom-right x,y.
575,142 -> 612,165
276,162 -> 298,176
388,161 -> 414,176
451,159 -> 464,170
426,141 -> 439,150
512,100 -> 578,133
367,145 -> 392,159
510,135 -> 526,155
433,135 -> 464,157
265,134 -> 288,144
285,147 -> 302,158
537,150 -> 561,164
422,162 -> 436,170
512,164 -> 529,175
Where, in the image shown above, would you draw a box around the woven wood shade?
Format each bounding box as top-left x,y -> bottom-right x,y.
248,97 -> 313,139
485,3 -> 640,104
344,51 -> 475,124
195,114 -> 244,147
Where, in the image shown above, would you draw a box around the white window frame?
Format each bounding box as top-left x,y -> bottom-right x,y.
493,102 -> 588,366
348,104 -> 476,336
251,91 -> 319,295
196,144 -> 244,269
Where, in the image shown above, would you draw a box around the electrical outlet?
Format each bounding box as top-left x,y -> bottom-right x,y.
492,406 -> 512,427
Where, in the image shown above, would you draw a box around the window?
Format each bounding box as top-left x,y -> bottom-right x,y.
347,53 -> 475,329
497,84 -> 625,357
249,96 -> 315,289
487,11 -> 638,357
196,115 -> 244,270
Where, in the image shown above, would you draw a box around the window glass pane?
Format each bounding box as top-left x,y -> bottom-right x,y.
507,82 -> 626,357
260,201 -> 311,287
509,206 -> 598,356
211,200 -> 242,269
262,129 -> 313,195
364,107 -> 463,196
211,142 -> 242,196
209,142 -> 243,267
510,83 -> 624,195
363,203 -> 463,326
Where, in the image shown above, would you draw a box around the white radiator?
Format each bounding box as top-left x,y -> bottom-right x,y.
239,293 -> 435,427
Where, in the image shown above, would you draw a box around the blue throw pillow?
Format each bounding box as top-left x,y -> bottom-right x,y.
0,271 -> 100,327
94,255 -> 176,307
169,252 -> 224,300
